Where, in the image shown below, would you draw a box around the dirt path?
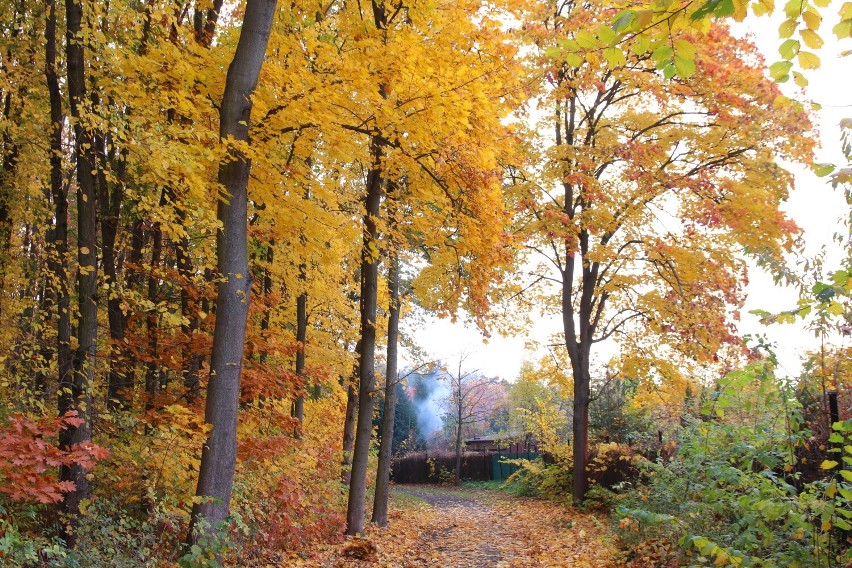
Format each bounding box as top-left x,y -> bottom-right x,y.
392,486 -> 510,566
385,485 -> 618,567
286,485 -> 619,567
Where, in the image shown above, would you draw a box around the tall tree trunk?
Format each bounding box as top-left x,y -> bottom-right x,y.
45,0 -> 72,421
145,218 -> 163,412
455,397 -> 463,485
258,240 -> 273,365
293,286 -> 307,434
98,125 -> 132,409
102,186 -> 128,409
175,206 -> 202,403
372,249 -> 399,526
187,0 -> 278,548
104,4 -> 152,410
346,137 -> 384,536
570,350 -> 590,503
341,364 -> 359,484
60,0 -> 98,546
562,231 -> 598,503
0,91 -> 19,305
172,1 -> 222,403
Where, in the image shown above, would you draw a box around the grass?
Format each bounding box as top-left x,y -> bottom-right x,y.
462,480 -> 505,491
388,490 -> 429,510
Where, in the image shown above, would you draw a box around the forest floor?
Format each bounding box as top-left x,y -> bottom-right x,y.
283,484 -> 621,567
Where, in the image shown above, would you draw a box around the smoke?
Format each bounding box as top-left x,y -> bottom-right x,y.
410,371 -> 449,438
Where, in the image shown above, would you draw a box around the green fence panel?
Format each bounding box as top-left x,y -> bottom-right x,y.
491,451 -> 539,481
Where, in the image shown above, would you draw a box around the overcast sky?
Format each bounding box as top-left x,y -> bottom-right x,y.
405,10 -> 851,382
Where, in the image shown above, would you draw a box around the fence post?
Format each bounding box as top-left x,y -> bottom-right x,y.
829,391 -> 839,427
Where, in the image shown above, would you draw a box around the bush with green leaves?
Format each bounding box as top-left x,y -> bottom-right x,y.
614,359 -> 852,567
504,457 -> 574,501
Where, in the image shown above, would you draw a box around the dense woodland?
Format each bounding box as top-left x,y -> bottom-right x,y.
0,0 -> 851,565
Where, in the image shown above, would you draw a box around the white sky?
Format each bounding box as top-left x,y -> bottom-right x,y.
406,10 -> 852,382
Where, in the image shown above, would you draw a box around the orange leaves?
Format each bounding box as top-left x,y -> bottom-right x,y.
231,396 -> 348,560
519,2 -> 815,397
0,412 -> 108,504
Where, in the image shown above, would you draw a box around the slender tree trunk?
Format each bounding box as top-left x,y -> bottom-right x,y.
342,338 -> 360,483
175,207 -> 202,403
103,6 -> 153,410
345,137 -> 384,536
59,0 -> 98,546
187,0 -> 278,548
259,240 -> 273,366
293,287 -> 307,434
292,187 -> 309,429
99,132 -> 131,409
455,399 -> 463,485
45,0 -> 72,417
562,237 -> 598,503
372,250 -> 399,526
102,196 -> 128,409
342,377 -> 358,484
292,207 -> 308,432
145,218 -> 163,411
0,91 -> 18,302
172,2 -> 222,403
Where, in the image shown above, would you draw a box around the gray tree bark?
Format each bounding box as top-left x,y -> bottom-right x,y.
59,0 -> 98,547
187,0 -> 278,548
372,249 -> 400,526
341,377 -> 358,484
44,0 -> 71,419
345,137 -> 384,535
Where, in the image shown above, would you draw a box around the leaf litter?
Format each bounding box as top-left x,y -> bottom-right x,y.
283,485 -> 619,567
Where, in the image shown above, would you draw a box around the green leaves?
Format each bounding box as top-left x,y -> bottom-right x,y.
673,55 -> 696,77
769,60 -> 793,81
691,0 -> 736,20
611,10 -> 636,32
814,164 -> 835,177
603,47 -> 626,68
575,30 -> 598,50
779,38 -> 801,59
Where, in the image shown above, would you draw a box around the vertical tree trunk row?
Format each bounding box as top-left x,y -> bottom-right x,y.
59,0 -> 99,545
372,245 -> 400,526
345,136 -> 384,536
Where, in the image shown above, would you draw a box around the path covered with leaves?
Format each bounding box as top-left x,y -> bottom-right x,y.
284,485 -> 619,567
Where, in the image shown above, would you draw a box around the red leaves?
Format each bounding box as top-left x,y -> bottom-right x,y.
0,412 -> 109,503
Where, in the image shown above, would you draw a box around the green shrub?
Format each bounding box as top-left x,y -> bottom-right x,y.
614,360 -> 852,567
505,457 -> 573,501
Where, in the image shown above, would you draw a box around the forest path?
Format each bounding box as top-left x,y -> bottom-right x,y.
392,485 -> 510,566
287,484 -> 620,567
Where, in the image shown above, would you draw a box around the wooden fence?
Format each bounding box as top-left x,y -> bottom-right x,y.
392,443 -> 539,483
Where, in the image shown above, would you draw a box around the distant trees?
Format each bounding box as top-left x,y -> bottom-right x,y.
441,362 -> 505,484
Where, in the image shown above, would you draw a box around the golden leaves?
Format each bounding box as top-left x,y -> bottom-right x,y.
284,486 -> 619,567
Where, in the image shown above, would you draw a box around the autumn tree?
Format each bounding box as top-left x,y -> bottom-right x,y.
516,1 -> 815,501
187,0 -> 278,548
337,0 -> 522,534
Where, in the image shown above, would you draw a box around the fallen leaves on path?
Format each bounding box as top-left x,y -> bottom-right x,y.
282,485 -> 619,567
